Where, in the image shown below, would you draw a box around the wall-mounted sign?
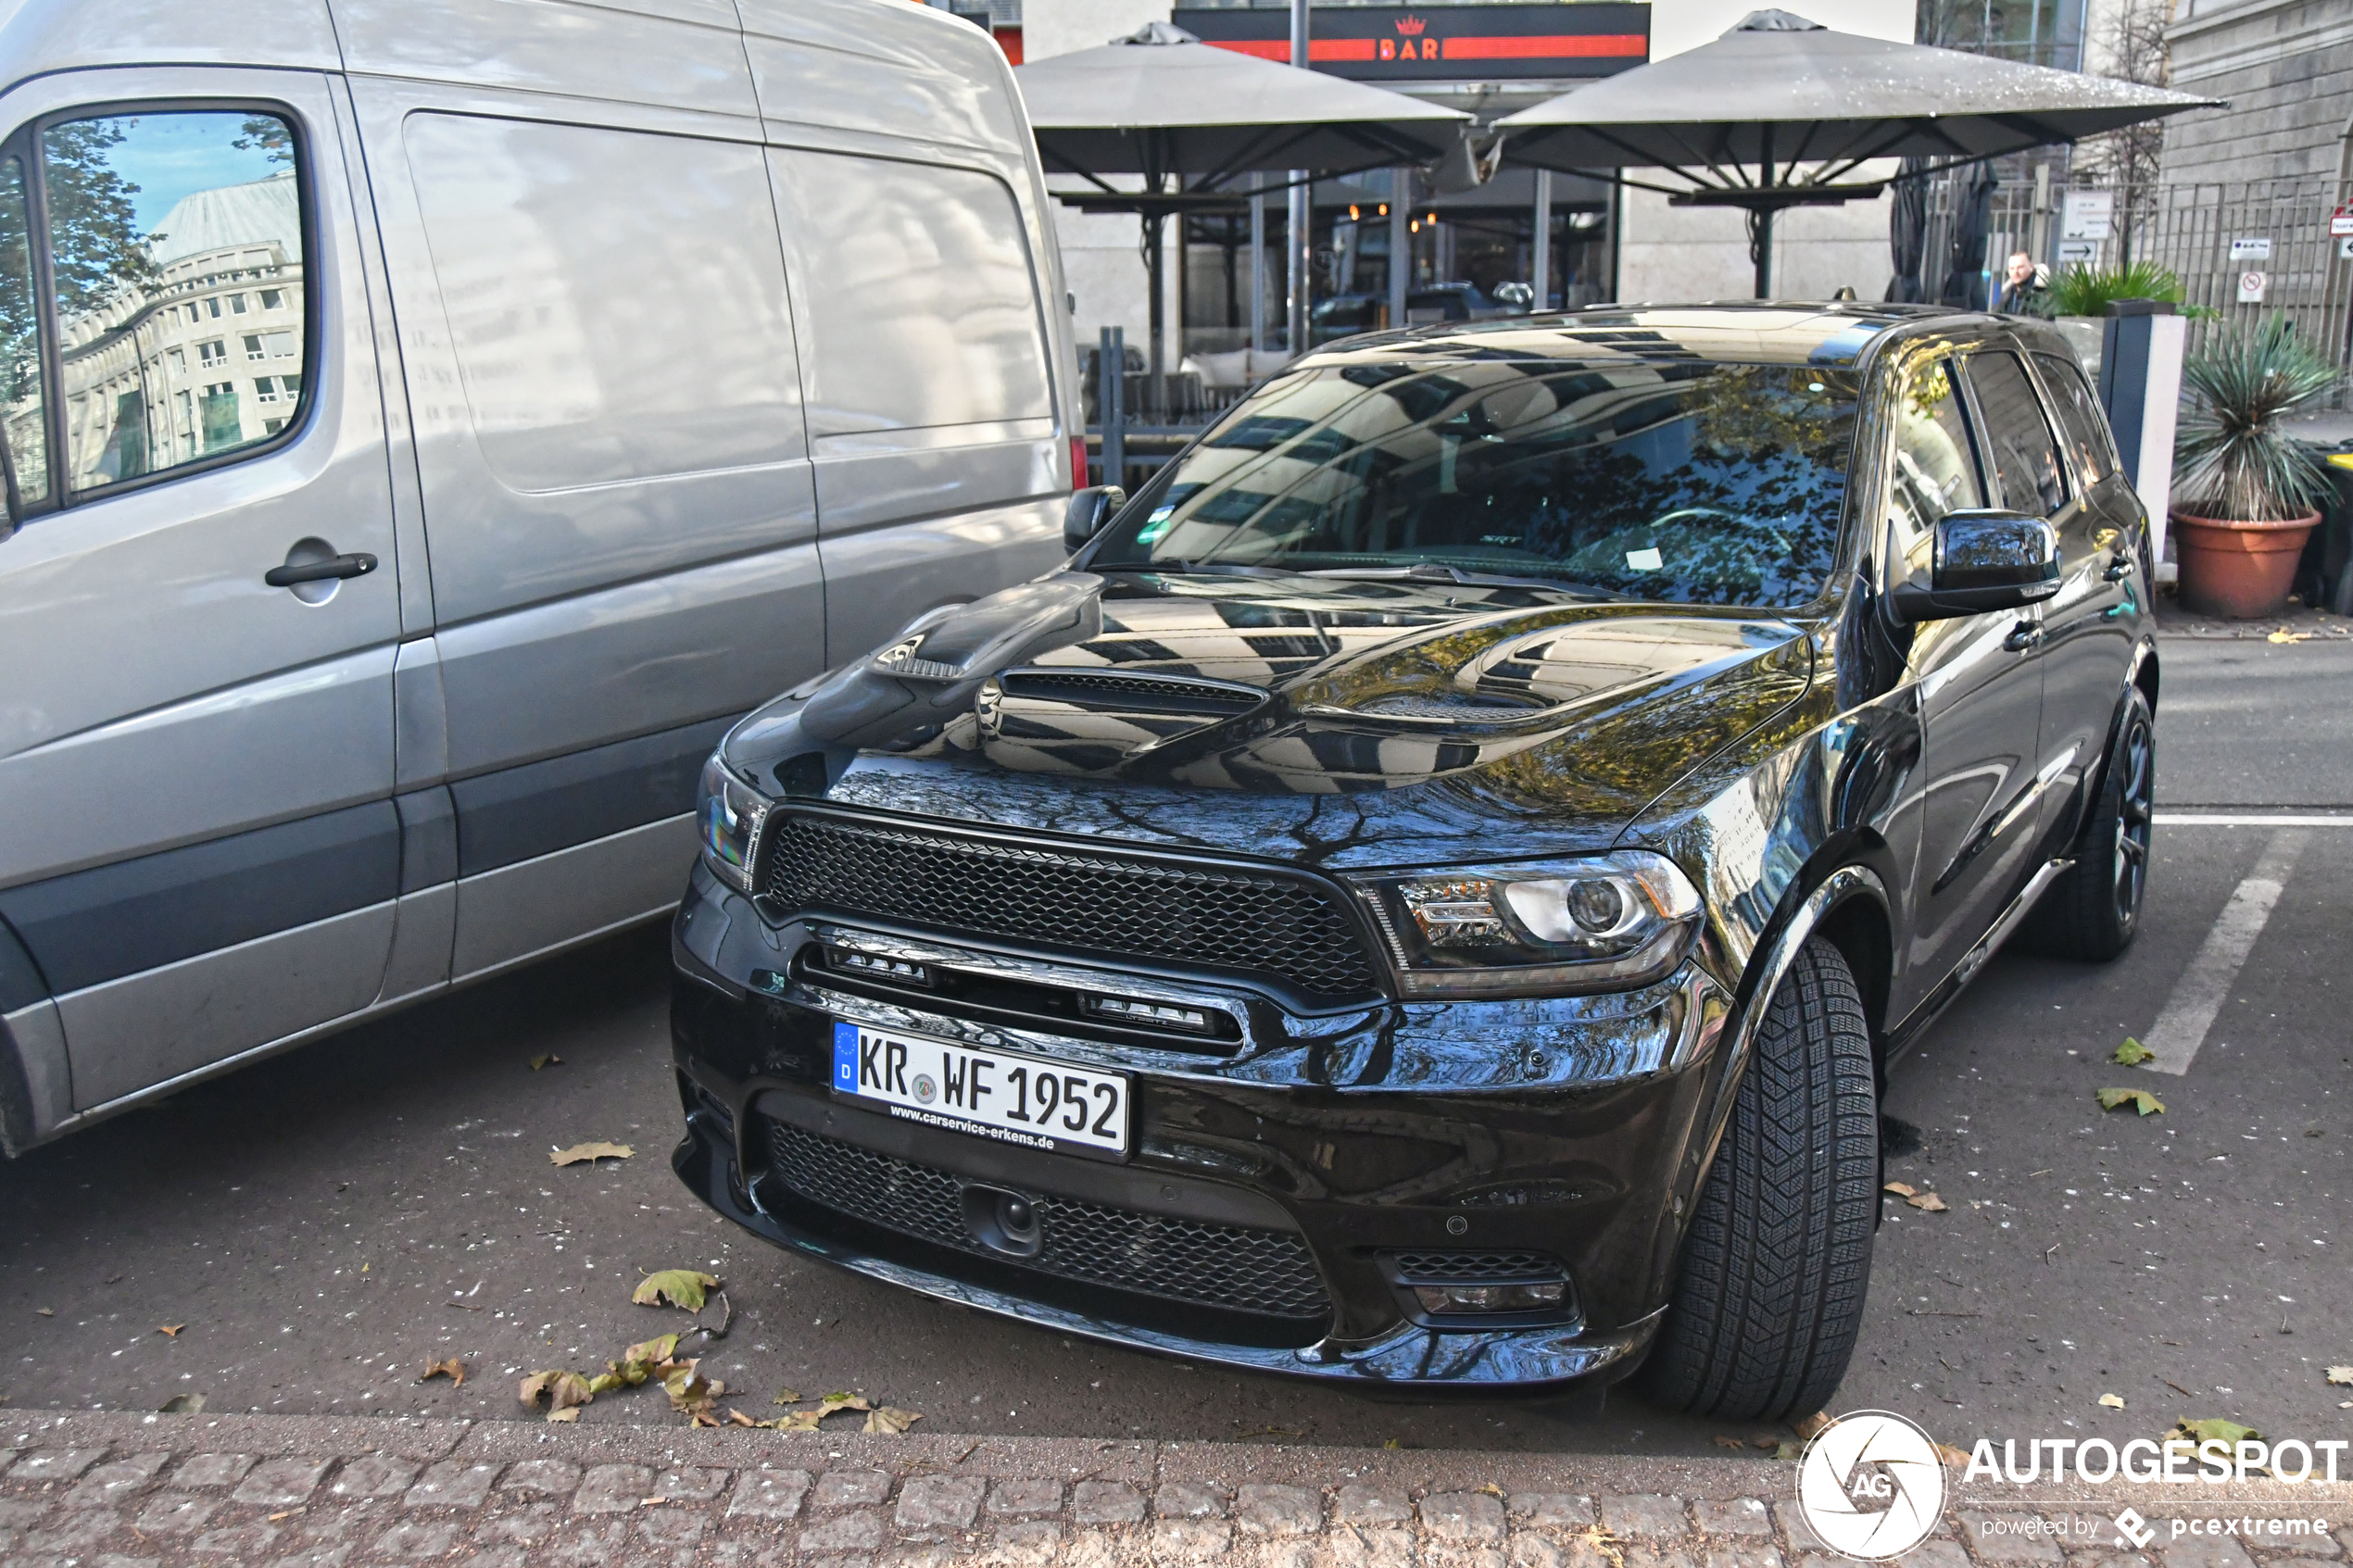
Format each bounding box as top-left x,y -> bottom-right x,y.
2237,270 -> 2268,303
2230,236 -> 2272,260
2341,236 -> 2353,260
1174,5 -> 1651,82
2057,239 -> 2099,263
2332,205 -> 2353,238
2061,190 -> 2113,241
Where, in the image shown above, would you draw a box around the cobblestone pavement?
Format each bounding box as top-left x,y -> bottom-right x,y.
2,1411 -> 2347,1568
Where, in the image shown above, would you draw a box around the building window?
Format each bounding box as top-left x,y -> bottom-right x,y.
206,297 -> 221,319
244,334 -> 266,361
197,340 -> 227,367
255,376 -> 281,404
260,288 -> 283,309
229,294 -> 247,314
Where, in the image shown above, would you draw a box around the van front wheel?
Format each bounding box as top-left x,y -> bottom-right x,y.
1642,935 -> 1877,1422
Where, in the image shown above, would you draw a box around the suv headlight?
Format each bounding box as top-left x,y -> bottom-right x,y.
696,754 -> 770,896
1347,851 -> 1704,998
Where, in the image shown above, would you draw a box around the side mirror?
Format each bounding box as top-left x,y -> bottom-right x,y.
1889,509 -> 2059,623
1063,484 -> 1126,554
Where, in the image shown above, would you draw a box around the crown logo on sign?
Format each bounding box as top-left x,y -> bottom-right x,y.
1395,14 -> 1427,33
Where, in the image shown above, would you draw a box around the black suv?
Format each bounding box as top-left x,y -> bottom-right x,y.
670,304 -> 2156,1420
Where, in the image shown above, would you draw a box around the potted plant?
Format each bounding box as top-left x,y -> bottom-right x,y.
2171,315 -> 2340,618
2043,260 -> 2196,372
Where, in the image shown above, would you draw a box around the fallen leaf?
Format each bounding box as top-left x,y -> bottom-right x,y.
774,1410 -> 826,1431
268,1510 -> 296,1523
1793,1411 -> 1834,1441
420,1359 -> 467,1387
2268,629 -> 2310,644
609,1333 -> 680,1385
661,1359 -> 724,1415
519,1369 -> 594,1413
865,1407 -> 923,1435
546,1407 -> 581,1424
2095,1086 -> 2166,1116
772,1386 -> 803,1406
550,1141 -> 633,1166
585,1371 -> 627,1395
727,1409 -> 760,1427
1907,1192 -> 1949,1211
530,1054 -> 563,1070
34,1307 -> 52,1317
1383,1438 -> 1401,1450
1931,1443 -> 1971,1467
2325,1367 -> 2353,1386
1751,1436 -> 1778,1450
2113,1037 -> 2155,1066
1881,1182 -> 1918,1198
1713,1435 -> 1748,1449
2099,1393 -> 2126,1409
157,1323 -> 184,1337
643,1495 -> 670,1506
2165,1418 -> 2259,1446
157,1393 -> 205,1414
633,1270 -> 720,1311
817,1391 -> 873,1415
1773,1441 -> 1803,1461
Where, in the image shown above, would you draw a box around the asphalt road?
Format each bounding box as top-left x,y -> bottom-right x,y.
3,636 -> 2344,1455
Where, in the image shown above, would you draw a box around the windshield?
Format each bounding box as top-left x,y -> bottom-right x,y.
1088,359 -> 1860,608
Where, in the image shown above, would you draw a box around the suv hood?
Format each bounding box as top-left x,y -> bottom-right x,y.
723,571 -> 1813,872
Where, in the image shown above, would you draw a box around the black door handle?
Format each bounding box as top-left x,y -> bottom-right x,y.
2002,621 -> 2044,653
266,552 -> 378,588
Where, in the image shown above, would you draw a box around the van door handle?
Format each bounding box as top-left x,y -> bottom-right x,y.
2002,621 -> 2044,653
265,552 -> 378,588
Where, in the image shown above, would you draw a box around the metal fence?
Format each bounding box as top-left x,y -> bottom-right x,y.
1919,171 -> 2353,402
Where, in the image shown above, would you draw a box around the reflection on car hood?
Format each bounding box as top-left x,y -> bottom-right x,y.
723,571 -> 1814,871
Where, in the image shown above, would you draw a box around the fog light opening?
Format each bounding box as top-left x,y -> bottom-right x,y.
826,947 -> 933,987
1409,1280 -> 1567,1315
1082,994 -> 1217,1035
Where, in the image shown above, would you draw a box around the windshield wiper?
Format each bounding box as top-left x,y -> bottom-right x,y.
1090,559 -> 1302,579
1301,563 -> 1619,599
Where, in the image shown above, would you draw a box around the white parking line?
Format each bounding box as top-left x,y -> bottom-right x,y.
2155,813 -> 2353,826
2138,829 -> 2308,1077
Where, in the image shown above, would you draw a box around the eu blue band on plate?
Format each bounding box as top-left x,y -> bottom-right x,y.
832,1021 -> 859,1091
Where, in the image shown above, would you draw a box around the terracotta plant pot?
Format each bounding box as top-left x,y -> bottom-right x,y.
2171,509 -> 2321,619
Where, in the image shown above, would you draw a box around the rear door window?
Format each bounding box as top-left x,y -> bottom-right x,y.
1964,351 -> 2068,516
770,153 -> 1051,439
2031,353 -> 2120,484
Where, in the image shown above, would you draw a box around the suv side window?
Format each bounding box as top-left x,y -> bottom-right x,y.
1884,358 -> 1983,584
2031,353 -> 2120,485
6,107 -> 308,512
1963,351 -> 2068,516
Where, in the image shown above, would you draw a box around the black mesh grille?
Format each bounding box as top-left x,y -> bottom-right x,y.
1387,1250 -> 1567,1282
1000,670 -> 1265,713
761,812 -> 1381,1004
764,1120 -> 1331,1320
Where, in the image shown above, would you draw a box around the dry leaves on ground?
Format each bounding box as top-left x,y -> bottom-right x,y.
1932,1443 -> 1971,1467
2166,1417 -> 2259,1446
549,1141 -> 633,1166
2099,1393 -> 2126,1409
2113,1037 -> 2155,1066
1882,1182 -> 1947,1210
1793,1411 -> 1834,1440
633,1270 -> 721,1311
420,1359 -> 467,1387
864,1407 -> 923,1435
530,1054 -> 563,1070
2095,1086 -> 2166,1116
1713,1435 -> 1748,1449
157,1394 -> 204,1414
520,1369 -> 595,1420
2323,1366 -> 2352,1386
2268,630 -> 2312,645
157,1323 -> 184,1336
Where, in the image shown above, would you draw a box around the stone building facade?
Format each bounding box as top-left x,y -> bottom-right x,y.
2160,0 -> 2353,188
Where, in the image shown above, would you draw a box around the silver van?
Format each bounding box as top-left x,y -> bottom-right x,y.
0,0 -> 1078,1151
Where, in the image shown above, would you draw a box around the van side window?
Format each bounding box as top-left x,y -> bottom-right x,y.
0,152 -> 49,509
1963,351 -> 2068,516
774,155 -> 1052,437
35,109 -> 308,497
2031,353 -> 2120,484
1884,358 -> 1983,584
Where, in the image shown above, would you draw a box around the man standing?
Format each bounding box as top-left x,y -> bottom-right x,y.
1996,251 -> 2048,315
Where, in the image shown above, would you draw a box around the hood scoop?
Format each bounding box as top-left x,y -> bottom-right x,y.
977,668 -> 1272,773
997,668 -> 1270,718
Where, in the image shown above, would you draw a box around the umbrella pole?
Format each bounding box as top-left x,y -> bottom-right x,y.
1750,207 -> 1774,299
1144,208 -> 1166,420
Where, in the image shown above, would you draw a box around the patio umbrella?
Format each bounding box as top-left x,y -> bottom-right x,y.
1885,157 -> 1928,303
1014,22 -> 1468,409
1496,8 -> 2217,297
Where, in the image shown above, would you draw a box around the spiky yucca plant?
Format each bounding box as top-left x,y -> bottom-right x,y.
2172,316 -> 2339,522
2045,259 -> 2185,318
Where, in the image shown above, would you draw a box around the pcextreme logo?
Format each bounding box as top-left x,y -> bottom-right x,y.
1795,1411 -> 1948,1561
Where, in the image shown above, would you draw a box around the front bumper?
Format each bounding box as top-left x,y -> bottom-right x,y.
669,863 -> 1733,1389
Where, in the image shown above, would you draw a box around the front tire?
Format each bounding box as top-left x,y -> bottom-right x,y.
2021,688 -> 2154,961
1642,936 -> 1877,1422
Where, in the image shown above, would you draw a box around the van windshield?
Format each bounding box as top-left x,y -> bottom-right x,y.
1088,359 -> 1860,608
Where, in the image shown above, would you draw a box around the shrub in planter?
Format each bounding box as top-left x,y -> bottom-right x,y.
2171,315 -> 2339,618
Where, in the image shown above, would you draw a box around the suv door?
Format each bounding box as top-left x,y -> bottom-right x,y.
1881,352 -> 2047,1018
0,75 -> 400,1119
1961,349 -> 2081,851
2029,350 -> 2144,830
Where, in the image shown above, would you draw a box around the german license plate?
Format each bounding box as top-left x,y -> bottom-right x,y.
830,1021 -> 1130,1158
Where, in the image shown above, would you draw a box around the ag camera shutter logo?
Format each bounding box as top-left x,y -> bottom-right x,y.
1795,1411 -> 1948,1561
